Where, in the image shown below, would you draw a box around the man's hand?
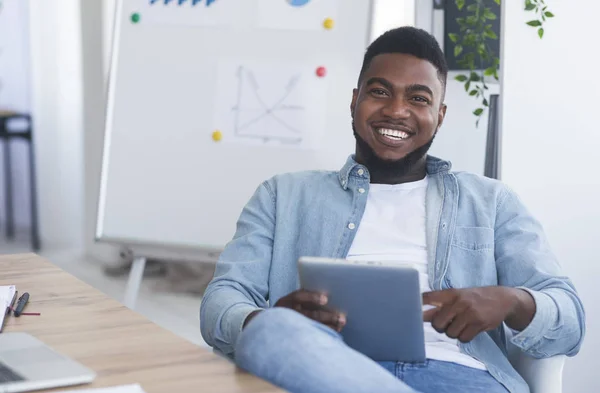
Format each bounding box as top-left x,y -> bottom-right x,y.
275,289 -> 346,332
422,286 -> 536,343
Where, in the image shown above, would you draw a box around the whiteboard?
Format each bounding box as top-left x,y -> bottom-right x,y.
97,0 -> 373,252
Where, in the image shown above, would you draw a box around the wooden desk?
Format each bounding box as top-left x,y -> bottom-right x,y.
0,254 -> 282,393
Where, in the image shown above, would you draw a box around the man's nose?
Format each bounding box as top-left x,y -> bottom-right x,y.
381,97 -> 410,119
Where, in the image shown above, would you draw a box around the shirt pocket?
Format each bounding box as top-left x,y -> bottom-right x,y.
451,226 -> 494,251
446,226 -> 497,288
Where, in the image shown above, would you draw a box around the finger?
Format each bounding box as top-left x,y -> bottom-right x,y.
458,323 -> 484,343
326,313 -> 347,332
445,312 -> 470,339
293,290 -> 328,309
304,309 -> 346,327
423,306 -> 439,322
431,302 -> 464,333
422,289 -> 456,307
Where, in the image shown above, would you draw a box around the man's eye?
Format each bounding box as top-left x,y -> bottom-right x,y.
371,89 -> 389,97
412,96 -> 430,104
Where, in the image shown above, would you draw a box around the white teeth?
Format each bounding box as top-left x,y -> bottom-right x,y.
377,128 -> 410,139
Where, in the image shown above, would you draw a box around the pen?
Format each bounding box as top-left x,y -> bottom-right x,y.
13,292 -> 29,317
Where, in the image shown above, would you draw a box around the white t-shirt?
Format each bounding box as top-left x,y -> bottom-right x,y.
346,176 -> 486,370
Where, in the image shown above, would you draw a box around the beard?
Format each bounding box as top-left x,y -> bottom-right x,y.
352,121 -> 436,180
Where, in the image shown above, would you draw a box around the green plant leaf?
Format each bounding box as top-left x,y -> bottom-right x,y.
456,0 -> 465,10
484,9 -> 497,20
545,11 -> 554,17
526,20 -> 542,26
467,3 -> 478,12
483,98 -> 489,106
455,74 -> 468,82
525,3 -> 536,10
484,66 -> 496,76
484,30 -> 498,39
465,81 -> 471,92
473,108 -> 484,116
448,33 -> 459,43
542,14 -> 546,22
469,89 -> 478,96
454,45 -> 463,57
470,72 -> 481,81
494,0 -> 500,5
538,27 -> 544,38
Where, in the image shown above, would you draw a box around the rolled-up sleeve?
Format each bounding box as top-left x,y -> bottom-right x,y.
200,181 -> 276,357
494,186 -> 586,358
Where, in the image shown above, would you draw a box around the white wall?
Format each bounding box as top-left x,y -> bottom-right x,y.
370,0 -> 415,40
27,0 -> 84,250
500,1 -> 598,392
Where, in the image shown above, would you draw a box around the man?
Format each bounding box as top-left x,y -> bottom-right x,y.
200,27 -> 585,393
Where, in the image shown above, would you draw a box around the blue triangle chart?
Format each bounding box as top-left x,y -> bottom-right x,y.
288,0 -> 311,6
149,0 -> 218,5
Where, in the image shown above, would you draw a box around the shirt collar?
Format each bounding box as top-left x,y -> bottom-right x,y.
338,154 -> 452,189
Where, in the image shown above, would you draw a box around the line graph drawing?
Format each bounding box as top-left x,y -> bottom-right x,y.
214,60 -> 327,150
231,66 -> 305,144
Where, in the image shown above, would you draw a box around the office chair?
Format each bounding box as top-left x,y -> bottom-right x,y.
507,339 -> 565,393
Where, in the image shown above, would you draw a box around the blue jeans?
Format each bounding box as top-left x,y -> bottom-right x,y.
235,308 -> 510,393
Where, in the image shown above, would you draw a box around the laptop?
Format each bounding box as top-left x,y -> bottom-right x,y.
0,332 -> 96,393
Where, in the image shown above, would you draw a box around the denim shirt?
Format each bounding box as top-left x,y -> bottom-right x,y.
200,155 -> 585,393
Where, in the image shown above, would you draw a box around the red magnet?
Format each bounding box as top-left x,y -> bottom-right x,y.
316,66 -> 327,77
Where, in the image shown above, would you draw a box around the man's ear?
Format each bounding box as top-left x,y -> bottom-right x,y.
437,103 -> 447,131
350,88 -> 358,117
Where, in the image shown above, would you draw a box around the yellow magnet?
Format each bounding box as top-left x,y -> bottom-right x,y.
212,130 -> 222,142
323,17 -> 334,30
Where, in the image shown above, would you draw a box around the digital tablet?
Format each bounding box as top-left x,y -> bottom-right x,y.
298,257 -> 425,362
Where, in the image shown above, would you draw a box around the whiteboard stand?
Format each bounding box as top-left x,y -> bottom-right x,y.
112,244 -> 222,310
123,256 -> 146,309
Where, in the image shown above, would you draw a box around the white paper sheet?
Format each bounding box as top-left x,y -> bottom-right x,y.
54,384 -> 146,393
0,285 -> 17,331
213,59 -> 328,150
257,0 -> 339,31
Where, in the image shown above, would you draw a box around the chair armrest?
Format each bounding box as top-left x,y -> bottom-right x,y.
507,343 -> 565,393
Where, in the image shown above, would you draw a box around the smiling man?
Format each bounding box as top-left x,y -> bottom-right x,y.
199,27 -> 585,393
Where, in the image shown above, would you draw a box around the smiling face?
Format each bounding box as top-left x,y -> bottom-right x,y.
351,53 -> 447,178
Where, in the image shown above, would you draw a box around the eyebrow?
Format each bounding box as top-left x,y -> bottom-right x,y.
365,77 -> 434,97
405,84 -> 434,97
366,77 -> 394,91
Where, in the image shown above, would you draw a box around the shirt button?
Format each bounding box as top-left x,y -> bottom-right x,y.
348,223 -> 356,230
358,188 -> 365,194
357,169 -> 364,176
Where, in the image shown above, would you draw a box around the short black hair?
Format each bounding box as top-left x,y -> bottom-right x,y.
358,26 -> 448,91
